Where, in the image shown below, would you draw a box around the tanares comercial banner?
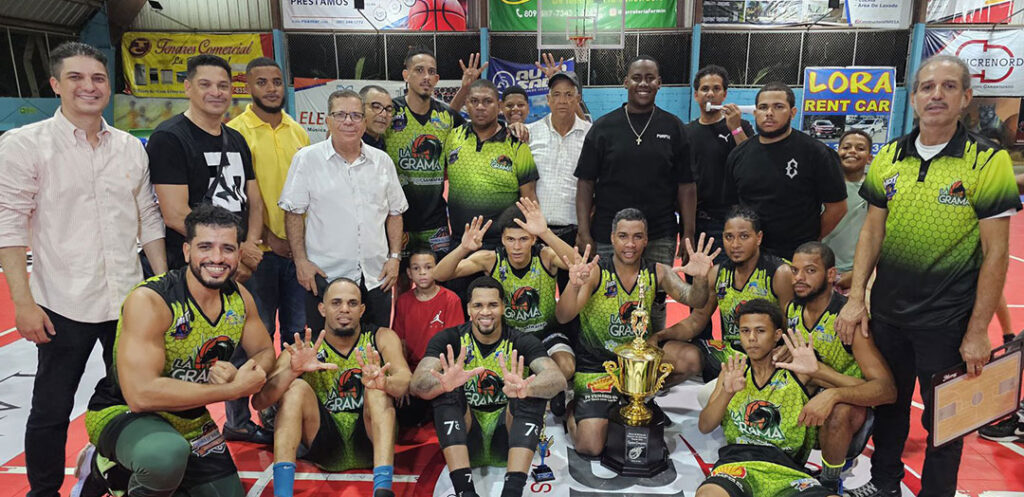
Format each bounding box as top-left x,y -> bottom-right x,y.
489,0 -> 676,31
801,67 -> 896,154
282,0 -> 470,30
122,32 -> 273,98
923,29 -> 1024,96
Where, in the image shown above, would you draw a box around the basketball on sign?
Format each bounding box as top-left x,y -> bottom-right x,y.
408,0 -> 466,31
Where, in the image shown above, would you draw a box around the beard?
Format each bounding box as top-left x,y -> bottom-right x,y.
328,321 -> 358,338
253,94 -> 285,114
792,281 -> 828,306
473,319 -> 499,336
189,261 -> 237,290
756,121 -> 791,139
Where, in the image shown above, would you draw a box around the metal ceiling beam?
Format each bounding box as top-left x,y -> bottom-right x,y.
0,15 -> 77,36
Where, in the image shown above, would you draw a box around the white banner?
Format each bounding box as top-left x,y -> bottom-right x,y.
924,29 -> 1024,96
846,1 -> 912,29
281,0 -> 470,30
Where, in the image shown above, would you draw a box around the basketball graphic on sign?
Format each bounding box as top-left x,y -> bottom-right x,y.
408,0 -> 466,31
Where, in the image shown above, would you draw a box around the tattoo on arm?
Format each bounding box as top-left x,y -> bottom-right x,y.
411,357 -> 443,397
525,357 -> 568,399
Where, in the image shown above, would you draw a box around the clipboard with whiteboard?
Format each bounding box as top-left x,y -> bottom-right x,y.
931,338 -> 1023,448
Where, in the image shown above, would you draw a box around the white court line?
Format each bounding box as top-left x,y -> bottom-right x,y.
0,466 -> 421,482
1011,255 -> 1024,264
1001,441 -> 1024,458
0,327 -> 16,338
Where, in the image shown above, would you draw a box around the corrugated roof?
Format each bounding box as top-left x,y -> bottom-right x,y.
0,0 -> 101,35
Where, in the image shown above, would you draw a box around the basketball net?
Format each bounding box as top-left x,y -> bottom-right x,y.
569,35 -> 592,63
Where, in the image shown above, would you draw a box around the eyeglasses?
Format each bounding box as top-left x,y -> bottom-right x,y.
328,111 -> 365,123
368,101 -> 395,116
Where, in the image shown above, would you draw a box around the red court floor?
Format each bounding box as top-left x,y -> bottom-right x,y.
0,215 -> 1023,497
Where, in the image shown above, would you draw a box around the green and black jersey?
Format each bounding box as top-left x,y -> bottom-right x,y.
423,322 -> 547,411
490,245 -> 558,339
716,253 -> 788,351
443,123 -> 539,247
86,268 -> 247,444
786,292 -> 861,378
723,366 -> 817,466
385,96 -> 464,233
577,258 -> 658,372
862,124 -> 1021,328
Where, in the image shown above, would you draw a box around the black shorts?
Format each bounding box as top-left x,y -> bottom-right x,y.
299,402 -> 372,471
571,371 -> 620,422
541,332 -> 574,357
467,404 -> 510,467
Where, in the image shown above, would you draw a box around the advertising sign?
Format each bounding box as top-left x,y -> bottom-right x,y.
487,57 -> 575,123
924,29 -> 1024,96
702,0 -> 910,28
489,0 -> 676,31
801,67 -> 896,154
927,0 -> 1014,23
282,0 -> 469,30
122,32 -> 273,98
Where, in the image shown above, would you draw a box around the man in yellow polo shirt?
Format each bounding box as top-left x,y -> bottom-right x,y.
224,57 -> 310,444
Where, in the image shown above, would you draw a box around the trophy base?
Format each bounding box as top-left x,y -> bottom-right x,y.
600,401 -> 670,477
531,464 -> 555,482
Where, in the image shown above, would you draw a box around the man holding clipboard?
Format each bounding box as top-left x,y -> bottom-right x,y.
836,55 -> 1022,497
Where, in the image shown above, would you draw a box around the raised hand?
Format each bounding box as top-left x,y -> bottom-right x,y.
430,344 -> 486,393
459,53 -> 489,87
561,244 -> 600,288
721,354 -> 747,395
285,328 -> 338,374
459,216 -> 492,252
513,197 -> 548,237
535,52 -> 566,79
356,346 -> 392,391
676,233 -> 720,278
498,349 -> 536,399
775,329 -> 818,376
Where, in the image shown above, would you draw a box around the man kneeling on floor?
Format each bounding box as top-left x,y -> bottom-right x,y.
697,299 -> 874,497
410,276 -> 567,497
252,277 -> 412,497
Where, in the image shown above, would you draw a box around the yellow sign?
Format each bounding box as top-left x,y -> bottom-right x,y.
121,32 -> 273,98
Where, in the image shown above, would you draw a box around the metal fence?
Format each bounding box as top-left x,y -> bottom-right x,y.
288,32 -> 480,81
0,27 -> 76,98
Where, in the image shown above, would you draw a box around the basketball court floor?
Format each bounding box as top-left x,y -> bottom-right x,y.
0,217 -> 1023,497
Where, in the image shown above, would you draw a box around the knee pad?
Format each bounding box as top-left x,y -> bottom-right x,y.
508,397 -> 546,450
432,391 -> 468,449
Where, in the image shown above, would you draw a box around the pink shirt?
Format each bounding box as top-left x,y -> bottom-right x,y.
0,109 -> 165,323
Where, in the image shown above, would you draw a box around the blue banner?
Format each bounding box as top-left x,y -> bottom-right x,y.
801,66 -> 896,154
488,57 -> 576,123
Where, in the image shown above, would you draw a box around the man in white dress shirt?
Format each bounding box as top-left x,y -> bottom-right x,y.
279,89 -> 408,331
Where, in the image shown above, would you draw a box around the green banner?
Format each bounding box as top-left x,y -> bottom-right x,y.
489,0 -> 677,31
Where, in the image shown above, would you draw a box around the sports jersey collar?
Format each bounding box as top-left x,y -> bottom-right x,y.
468,122 -> 510,150
894,122 -> 968,161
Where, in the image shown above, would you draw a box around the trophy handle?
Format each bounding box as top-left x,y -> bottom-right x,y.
653,363 -> 674,394
602,361 -> 623,394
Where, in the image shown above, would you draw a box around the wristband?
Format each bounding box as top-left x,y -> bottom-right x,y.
731,126 -> 744,136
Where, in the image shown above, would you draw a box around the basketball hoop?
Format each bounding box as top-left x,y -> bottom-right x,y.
568,35 -> 592,63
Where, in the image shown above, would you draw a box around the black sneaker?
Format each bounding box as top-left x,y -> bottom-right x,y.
222,420 -> 274,445
978,412 -> 1024,443
843,481 -> 900,497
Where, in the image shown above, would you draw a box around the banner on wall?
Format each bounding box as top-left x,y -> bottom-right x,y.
702,1 -> 910,28
927,0 -> 1014,23
923,29 -> 1024,96
293,78 -> 463,143
282,0 -> 469,30
801,67 -> 896,154
489,0 -> 676,31
487,57 -> 575,123
122,32 -> 273,98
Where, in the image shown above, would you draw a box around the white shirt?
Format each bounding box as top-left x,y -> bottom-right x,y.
527,114 -> 592,226
915,136 -> 948,161
0,109 -> 165,323
278,139 -> 408,289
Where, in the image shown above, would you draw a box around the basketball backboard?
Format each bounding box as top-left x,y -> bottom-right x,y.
537,0 -> 625,50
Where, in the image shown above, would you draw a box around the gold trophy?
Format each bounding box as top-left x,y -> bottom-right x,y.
600,276 -> 674,476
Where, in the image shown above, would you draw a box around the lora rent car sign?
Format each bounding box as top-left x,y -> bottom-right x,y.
924,29 -> 1024,96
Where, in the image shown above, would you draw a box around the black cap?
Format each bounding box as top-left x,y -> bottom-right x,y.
547,70 -> 580,90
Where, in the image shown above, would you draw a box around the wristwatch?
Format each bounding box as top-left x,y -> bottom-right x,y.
388,252 -> 401,260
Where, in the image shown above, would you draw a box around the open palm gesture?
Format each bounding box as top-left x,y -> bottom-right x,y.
459,53 -> 489,86
675,233 -> 720,279
721,354 -> 747,395
498,349 -> 536,399
285,328 -> 338,375
562,244 -> 599,287
513,197 -> 548,237
459,216 -> 492,252
535,52 -> 566,79
356,346 -> 392,391
430,344 -> 486,393
775,329 -> 818,376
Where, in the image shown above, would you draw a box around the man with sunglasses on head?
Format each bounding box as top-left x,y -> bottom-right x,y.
279,89 -> 408,334
361,85 -> 394,152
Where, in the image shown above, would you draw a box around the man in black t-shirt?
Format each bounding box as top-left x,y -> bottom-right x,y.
686,65 -> 754,265
575,55 -> 695,331
725,82 -> 847,260
147,54 -> 264,277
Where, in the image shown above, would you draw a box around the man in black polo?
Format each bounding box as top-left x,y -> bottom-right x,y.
725,82 -> 847,260
574,55 -> 695,331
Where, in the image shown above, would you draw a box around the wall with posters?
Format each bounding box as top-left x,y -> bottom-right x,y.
922,29 -> 1024,97
122,32 -> 274,98
282,0 -> 470,30
487,57 -> 575,123
801,67 -> 896,154
488,0 -> 676,30
927,0 -> 1014,23
701,0 -> 910,28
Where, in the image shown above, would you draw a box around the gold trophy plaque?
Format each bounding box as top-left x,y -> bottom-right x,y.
599,275 -> 673,477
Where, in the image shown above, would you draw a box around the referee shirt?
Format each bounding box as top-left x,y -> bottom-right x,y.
862,124 -> 1021,328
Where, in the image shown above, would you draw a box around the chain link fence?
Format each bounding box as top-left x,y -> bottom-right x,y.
0,27 -> 74,98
